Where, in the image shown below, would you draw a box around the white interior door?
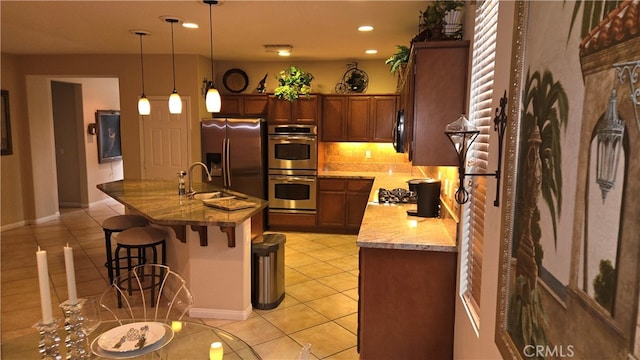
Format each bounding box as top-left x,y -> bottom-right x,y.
141,97 -> 190,180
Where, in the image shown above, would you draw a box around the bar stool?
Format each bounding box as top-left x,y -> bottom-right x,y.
102,215 -> 148,285
113,226 -> 168,307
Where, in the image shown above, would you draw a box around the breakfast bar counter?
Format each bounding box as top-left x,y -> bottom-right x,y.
97,179 -> 268,321
97,179 -> 267,227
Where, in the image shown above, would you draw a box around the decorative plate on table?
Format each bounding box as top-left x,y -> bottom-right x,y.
92,322 -> 174,358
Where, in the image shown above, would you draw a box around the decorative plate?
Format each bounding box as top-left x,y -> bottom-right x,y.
97,322 -> 165,353
223,68 -> 249,93
91,323 -> 174,359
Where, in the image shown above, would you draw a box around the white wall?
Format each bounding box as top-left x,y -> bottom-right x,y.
453,2 -> 515,359
26,76 -> 121,222
25,76 -> 60,223
73,77 -> 123,205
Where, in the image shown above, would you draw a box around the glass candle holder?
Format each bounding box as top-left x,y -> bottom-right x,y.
33,319 -> 62,360
60,299 -> 89,359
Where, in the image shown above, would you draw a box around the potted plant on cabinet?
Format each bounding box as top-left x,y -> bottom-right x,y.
274,65 -> 314,102
419,0 -> 464,40
385,45 -> 410,74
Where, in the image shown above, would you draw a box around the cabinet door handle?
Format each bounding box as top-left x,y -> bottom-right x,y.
270,176 -> 315,183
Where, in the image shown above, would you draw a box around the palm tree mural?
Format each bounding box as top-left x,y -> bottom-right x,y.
513,69 -> 569,258
508,68 -> 569,356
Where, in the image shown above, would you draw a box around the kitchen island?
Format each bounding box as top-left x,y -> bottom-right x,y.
355,173 -> 458,359
97,179 -> 268,320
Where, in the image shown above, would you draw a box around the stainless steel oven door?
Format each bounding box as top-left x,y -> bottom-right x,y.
268,172 -> 317,214
268,134 -> 317,170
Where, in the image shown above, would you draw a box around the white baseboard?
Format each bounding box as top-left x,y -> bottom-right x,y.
89,198 -> 118,208
189,304 -> 253,320
0,220 -> 28,232
1,212 -> 59,231
33,212 -> 61,224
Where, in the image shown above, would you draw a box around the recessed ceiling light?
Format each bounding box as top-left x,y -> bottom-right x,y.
182,22 -> 199,29
365,49 -> 378,54
278,51 -> 291,57
358,25 -> 374,32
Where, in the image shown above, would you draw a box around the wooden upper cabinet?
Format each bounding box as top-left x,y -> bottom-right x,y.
320,94 -> 398,142
243,96 -> 269,115
219,95 -> 242,115
267,95 -> 320,124
408,41 -> 470,166
371,96 -> 397,142
321,96 -> 347,141
219,95 -> 267,116
346,96 -> 371,141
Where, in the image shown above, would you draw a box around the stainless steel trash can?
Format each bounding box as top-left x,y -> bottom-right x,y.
251,233 -> 286,310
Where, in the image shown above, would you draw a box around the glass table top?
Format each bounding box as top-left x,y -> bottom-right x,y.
1,319 -> 261,360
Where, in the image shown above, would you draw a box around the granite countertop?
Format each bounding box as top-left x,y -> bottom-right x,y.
97,180 -> 267,227
319,170 -> 458,252
357,203 -> 458,252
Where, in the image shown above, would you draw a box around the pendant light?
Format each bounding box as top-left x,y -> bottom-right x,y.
166,17 -> 182,114
204,0 -> 221,113
133,30 -> 151,116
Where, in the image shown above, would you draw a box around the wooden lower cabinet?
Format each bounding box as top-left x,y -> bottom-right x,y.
358,247 -> 457,359
317,178 -> 373,233
268,212 -> 316,231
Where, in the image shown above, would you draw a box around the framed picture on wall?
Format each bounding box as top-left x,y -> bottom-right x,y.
1,90 -> 13,155
96,110 -> 122,163
497,1 -> 640,359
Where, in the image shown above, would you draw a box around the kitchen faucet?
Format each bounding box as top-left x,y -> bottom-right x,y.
187,162 -> 213,198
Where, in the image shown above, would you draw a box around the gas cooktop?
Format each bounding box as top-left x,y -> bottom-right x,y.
377,188 -> 417,204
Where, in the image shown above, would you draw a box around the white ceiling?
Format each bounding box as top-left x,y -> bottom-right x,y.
1,0 -> 429,62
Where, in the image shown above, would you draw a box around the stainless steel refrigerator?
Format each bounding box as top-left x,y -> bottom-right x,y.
201,117 -> 267,200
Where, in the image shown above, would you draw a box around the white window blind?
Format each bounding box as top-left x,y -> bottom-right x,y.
460,0 -> 498,330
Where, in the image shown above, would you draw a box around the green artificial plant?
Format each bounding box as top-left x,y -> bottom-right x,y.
274,65 -> 314,102
385,45 -> 410,74
420,1 -> 464,31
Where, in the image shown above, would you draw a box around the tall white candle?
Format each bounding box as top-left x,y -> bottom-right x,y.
36,247 -> 54,324
64,244 -> 78,304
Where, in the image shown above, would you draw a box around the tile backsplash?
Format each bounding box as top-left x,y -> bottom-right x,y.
319,142 -> 412,173
318,142 -> 460,220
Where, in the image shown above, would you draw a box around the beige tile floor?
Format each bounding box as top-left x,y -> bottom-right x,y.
1,200 -> 360,359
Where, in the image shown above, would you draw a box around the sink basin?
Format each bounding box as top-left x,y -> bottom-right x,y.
192,191 -> 236,200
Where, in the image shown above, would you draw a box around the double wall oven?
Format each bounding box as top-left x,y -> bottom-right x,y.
268,124 -> 317,214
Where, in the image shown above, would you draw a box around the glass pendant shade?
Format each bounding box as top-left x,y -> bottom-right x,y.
138,95 -> 151,115
206,87 -> 221,112
204,0 -> 221,113
444,114 -> 480,205
445,114 -> 479,159
169,90 -> 182,114
134,30 -> 151,116
166,18 -> 182,114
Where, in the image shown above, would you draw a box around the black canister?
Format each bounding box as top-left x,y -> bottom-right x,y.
407,179 -> 441,218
